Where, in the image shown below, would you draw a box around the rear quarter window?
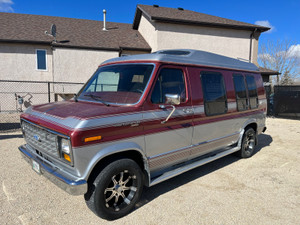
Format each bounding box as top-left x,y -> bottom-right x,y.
246,75 -> 258,109
233,74 -> 248,111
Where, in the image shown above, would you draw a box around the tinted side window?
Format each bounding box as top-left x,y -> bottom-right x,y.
233,74 -> 248,111
201,72 -> 227,116
151,68 -> 186,104
246,75 -> 258,109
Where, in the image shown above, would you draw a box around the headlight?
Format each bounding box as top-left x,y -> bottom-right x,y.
61,138 -> 72,164
61,138 -> 71,154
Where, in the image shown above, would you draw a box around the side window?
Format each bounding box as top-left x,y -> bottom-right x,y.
246,75 -> 258,109
201,72 -> 227,116
151,68 -> 186,104
233,74 -> 248,111
36,49 -> 47,70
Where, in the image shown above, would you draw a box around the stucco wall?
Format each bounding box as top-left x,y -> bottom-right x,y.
0,43 -> 53,81
138,16 -> 259,63
156,22 -> 252,62
53,47 -> 118,83
0,43 -> 118,110
138,15 -> 158,52
251,33 -> 260,65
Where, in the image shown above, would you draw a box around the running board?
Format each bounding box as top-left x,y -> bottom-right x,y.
149,147 -> 240,187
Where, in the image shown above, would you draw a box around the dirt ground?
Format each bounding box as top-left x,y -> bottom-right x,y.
0,118 -> 299,225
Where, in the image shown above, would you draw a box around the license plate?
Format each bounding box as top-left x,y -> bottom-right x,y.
32,160 -> 41,174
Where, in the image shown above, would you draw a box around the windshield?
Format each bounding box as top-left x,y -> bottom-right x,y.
78,64 -> 154,105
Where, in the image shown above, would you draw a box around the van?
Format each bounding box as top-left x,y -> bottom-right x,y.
19,49 -> 267,220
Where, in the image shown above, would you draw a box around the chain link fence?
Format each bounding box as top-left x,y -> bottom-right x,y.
0,80 -> 84,132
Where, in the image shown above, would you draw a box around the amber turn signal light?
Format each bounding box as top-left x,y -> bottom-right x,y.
63,153 -> 71,162
84,136 -> 102,142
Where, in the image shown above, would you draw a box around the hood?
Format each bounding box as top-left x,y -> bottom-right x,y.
30,100 -> 137,120
21,100 -> 142,132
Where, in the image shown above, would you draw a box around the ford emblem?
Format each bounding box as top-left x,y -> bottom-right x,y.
33,135 -> 41,142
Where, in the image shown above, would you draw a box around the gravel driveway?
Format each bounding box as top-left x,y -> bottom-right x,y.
0,118 -> 299,225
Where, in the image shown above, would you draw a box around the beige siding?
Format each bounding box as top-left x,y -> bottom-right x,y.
0,43 -> 53,81
53,48 -> 118,83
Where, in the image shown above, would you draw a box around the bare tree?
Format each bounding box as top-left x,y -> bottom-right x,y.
258,39 -> 300,85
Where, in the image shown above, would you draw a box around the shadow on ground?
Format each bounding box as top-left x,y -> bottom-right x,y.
0,123 -> 20,132
0,134 -> 23,140
254,133 -> 273,155
135,133 -> 273,211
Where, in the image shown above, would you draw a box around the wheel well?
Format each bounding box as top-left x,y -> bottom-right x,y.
244,122 -> 258,145
245,123 -> 257,133
87,150 -> 147,187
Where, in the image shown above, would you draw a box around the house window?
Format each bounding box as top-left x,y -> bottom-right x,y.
246,75 -> 258,109
151,68 -> 186,104
233,74 -> 248,111
36,49 -> 47,70
201,72 -> 227,116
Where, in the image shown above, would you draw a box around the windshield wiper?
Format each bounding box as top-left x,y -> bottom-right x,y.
84,94 -> 110,106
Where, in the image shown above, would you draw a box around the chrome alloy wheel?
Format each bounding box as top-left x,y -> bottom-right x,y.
243,132 -> 255,155
104,170 -> 138,212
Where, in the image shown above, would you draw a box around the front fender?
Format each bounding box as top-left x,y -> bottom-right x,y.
73,140 -> 150,185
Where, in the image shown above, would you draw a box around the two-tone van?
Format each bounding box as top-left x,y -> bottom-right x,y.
19,49 -> 267,220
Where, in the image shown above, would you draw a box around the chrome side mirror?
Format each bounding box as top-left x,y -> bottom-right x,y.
159,94 -> 181,124
165,94 -> 180,105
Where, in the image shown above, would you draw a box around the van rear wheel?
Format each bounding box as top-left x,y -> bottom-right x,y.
85,159 -> 143,220
237,127 -> 256,158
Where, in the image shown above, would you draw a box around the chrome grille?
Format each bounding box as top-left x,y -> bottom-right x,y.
22,121 -> 59,157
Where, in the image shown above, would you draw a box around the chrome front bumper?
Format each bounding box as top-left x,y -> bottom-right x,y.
18,144 -> 87,196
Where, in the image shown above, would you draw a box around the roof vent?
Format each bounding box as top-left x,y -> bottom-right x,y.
102,9 -> 107,31
153,5 -> 159,8
178,7 -> 184,11
157,50 -> 191,56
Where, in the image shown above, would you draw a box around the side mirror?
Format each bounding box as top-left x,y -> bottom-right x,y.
159,94 -> 181,124
165,94 -> 181,105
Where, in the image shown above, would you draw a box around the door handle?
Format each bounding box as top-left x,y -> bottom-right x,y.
182,108 -> 193,114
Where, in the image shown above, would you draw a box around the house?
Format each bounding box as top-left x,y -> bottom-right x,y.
0,4 -> 275,111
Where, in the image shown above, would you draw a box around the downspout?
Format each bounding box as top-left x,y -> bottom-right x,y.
249,28 -> 257,63
51,42 -> 55,102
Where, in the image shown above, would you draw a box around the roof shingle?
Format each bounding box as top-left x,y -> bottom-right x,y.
133,4 -> 270,32
0,12 -> 151,51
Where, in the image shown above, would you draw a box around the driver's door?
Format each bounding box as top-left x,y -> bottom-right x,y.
143,66 -> 194,175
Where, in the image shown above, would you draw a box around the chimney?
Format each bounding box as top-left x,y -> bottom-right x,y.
102,9 -> 107,31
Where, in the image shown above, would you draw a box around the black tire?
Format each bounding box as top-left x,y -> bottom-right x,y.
85,158 -> 143,220
237,127 -> 256,158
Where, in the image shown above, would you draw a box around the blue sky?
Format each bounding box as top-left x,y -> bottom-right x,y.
0,0 -> 299,48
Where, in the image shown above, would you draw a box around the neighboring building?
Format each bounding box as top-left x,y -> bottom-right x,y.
0,13 -> 151,84
133,5 -> 268,64
0,4 -> 275,111
258,67 -> 281,83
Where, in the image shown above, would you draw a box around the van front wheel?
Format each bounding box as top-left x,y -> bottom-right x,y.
238,128 -> 256,158
85,159 -> 143,220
